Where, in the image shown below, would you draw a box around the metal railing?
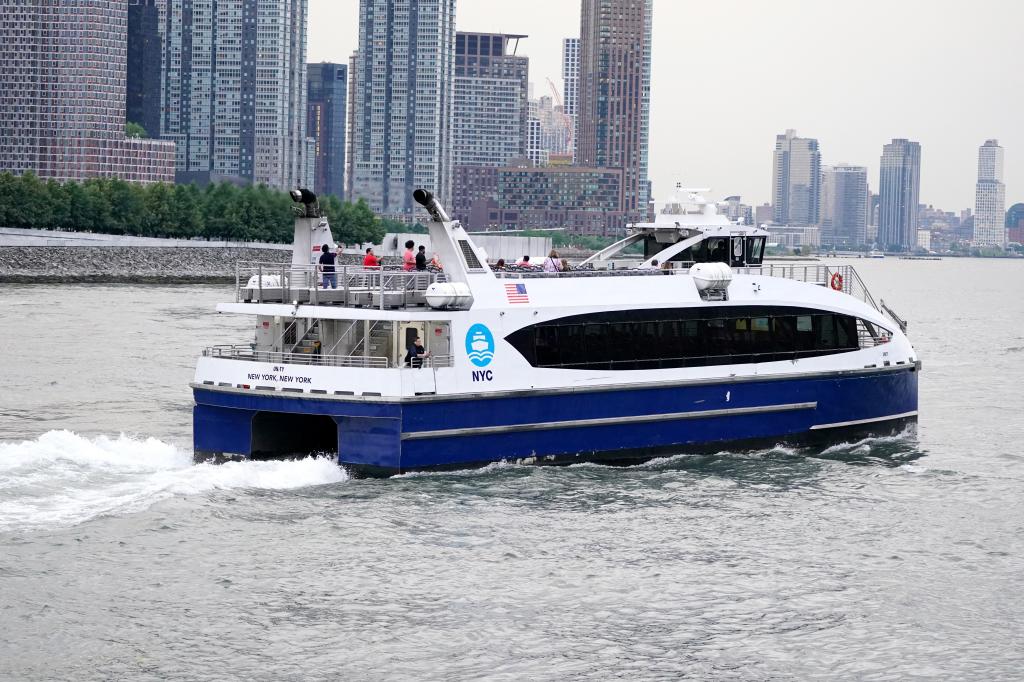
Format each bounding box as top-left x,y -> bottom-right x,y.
857,319 -> 894,347
497,263 -> 878,308
202,346 -> 455,370
407,354 -> 454,369
733,264 -> 879,311
203,345 -> 390,368
236,263 -> 446,309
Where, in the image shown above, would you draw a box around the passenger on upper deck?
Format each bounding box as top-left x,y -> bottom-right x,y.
517,255 -> 531,267
318,244 -> 337,288
416,245 -> 427,271
403,241 -> 416,271
543,250 -> 561,272
494,258 -> 506,270
430,253 -> 443,270
639,259 -> 659,270
560,258 -> 570,272
363,247 -> 380,268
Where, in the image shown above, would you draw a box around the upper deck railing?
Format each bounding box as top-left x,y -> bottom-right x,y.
235,262 -> 445,309
234,261 -> 901,330
496,263 -> 880,311
202,344 -> 455,369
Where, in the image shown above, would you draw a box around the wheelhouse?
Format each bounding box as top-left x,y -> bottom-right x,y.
643,233 -> 767,267
582,186 -> 770,270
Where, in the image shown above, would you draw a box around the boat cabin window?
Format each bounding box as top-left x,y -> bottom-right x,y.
746,236 -> 766,265
251,318 -> 452,368
644,234 -> 766,266
506,306 -> 866,371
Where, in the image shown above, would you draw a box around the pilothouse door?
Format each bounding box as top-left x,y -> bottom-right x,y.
401,323 -> 436,395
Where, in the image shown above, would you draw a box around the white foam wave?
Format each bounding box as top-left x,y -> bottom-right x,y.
815,426 -> 918,457
392,459 -> 518,479
0,430 -> 347,532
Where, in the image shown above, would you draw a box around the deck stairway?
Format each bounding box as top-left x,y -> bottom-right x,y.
290,321 -> 321,356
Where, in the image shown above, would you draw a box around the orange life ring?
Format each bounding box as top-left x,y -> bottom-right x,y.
830,272 -> 844,291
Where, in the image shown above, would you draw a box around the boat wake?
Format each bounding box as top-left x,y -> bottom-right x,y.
0,430 -> 348,532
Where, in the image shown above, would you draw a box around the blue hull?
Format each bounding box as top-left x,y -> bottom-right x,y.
193,365 -> 919,475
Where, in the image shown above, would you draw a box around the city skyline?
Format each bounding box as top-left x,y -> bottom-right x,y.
308,0 -> 1022,211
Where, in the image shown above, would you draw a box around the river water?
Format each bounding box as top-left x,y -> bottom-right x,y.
1,258 -> 1023,680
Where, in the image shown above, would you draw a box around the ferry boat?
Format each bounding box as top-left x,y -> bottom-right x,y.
191,188 -> 918,475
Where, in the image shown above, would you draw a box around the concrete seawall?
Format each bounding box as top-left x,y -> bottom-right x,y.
0,246 -> 297,283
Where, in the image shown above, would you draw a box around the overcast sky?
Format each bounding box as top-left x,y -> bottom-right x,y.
309,0 -> 1021,211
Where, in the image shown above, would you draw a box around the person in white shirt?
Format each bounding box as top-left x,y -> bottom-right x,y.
543,249 -> 561,272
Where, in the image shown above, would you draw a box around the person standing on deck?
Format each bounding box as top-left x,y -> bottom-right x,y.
402,240 -> 416,271
363,247 -> 380,268
405,335 -> 430,368
415,245 -> 427,271
318,244 -> 337,288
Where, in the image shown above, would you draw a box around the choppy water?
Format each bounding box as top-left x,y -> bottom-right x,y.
1,259 -> 1023,680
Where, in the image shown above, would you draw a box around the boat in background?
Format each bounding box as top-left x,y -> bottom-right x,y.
191,187 -> 918,475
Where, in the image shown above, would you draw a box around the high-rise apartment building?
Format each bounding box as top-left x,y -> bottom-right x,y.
526,102 -> 549,168
562,38 -> 580,119
771,129 -> 821,226
562,37 -> 580,163
0,0 -> 175,184
345,51 -> 359,200
973,139 -> 1006,247
452,33 -> 528,168
127,0 -> 161,141
155,0 -> 308,189
576,0 -> 652,217
307,63 -> 347,200
878,138 -> 922,250
820,165 -> 868,248
350,0 -> 456,217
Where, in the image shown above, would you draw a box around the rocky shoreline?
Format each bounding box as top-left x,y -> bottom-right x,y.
0,246 -> 373,283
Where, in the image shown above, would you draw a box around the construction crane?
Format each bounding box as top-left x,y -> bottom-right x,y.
545,77 -> 574,156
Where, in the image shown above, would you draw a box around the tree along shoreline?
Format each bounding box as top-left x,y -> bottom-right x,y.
0,172 -> 425,246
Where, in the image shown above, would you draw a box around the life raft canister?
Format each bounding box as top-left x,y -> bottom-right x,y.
830,272 -> 844,291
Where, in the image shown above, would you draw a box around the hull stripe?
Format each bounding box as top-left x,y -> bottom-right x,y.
401,401 -> 818,440
810,410 -> 919,430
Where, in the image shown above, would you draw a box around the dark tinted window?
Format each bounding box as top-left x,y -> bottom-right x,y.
505,306 -> 863,371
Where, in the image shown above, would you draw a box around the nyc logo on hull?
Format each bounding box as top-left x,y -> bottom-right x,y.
465,323 -> 495,381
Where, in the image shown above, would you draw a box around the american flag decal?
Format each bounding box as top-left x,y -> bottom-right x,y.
504,283 -> 529,304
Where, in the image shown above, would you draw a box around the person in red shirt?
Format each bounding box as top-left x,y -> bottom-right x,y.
363,247 -> 380,268
402,240 -> 416,271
